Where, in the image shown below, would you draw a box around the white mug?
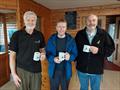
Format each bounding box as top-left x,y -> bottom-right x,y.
83,45 -> 90,52
33,52 -> 40,61
59,52 -> 65,62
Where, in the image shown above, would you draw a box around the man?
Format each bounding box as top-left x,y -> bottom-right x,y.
46,19 -> 77,90
75,14 -> 115,90
9,11 -> 45,90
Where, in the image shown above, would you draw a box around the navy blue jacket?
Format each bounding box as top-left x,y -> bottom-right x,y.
75,27 -> 115,74
46,33 -> 77,80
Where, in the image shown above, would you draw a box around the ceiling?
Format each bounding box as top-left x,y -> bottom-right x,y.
33,0 -> 120,9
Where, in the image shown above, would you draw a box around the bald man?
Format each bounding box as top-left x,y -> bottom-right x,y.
75,14 -> 115,90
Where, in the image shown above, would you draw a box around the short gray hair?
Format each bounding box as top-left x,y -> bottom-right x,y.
23,11 -> 37,21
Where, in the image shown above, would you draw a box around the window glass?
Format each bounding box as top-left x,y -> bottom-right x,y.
0,22 -> 5,52
7,23 -> 17,44
0,14 -> 17,53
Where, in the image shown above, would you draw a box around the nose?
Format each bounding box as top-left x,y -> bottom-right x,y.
59,27 -> 64,30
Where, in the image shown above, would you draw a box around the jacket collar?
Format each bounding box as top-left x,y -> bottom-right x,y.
82,26 -> 103,45
83,26 -> 103,36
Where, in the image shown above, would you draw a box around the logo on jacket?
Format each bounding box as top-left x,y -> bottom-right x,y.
97,40 -> 100,44
35,40 -> 40,43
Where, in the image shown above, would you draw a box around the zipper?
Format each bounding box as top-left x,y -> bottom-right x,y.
86,52 -> 90,72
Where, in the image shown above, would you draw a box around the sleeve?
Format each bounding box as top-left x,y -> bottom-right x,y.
45,37 -> 55,63
98,32 -> 115,57
39,32 -> 45,48
9,32 -> 18,52
75,31 -> 84,54
68,38 -> 78,62
104,33 -> 115,57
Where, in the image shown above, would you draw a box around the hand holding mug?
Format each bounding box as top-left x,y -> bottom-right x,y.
90,46 -> 99,54
54,57 -> 61,63
65,52 -> 70,61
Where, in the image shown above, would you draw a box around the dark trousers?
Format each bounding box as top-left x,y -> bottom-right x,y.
50,70 -> 70,90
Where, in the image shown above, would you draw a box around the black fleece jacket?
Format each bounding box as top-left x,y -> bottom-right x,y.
75,26 -> 115,74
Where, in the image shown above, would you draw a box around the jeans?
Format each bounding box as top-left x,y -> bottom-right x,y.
77,71 -> 102,90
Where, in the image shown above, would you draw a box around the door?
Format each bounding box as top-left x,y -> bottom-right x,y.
0,14 -> 9,87
0,12 -> 17,86
113,17 -> 120,66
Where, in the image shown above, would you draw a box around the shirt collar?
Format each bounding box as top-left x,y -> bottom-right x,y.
86,29 -> 97,37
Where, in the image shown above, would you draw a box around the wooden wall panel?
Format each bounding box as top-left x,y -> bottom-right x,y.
0,53 -> 9,87
50,4 -> 120,37
0,0 -> 17,10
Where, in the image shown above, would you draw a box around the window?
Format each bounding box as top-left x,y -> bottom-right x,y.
7,23 -> 17,44
0,23 -> 5,52
0,13 -> 17,53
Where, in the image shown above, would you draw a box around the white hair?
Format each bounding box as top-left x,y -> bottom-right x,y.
23,11 -> 37,21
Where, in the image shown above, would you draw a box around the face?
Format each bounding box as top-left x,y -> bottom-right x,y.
24,16 -> 36,30
86,15 -> 98,31
56,22 -> 67,36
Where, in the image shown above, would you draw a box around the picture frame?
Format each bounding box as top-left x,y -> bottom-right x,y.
65,11 -> 77,29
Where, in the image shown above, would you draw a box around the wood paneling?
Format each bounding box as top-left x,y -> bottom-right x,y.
0,53 -> 10,87
0,0 -> 17,10
50,4 -> 120,36
41,61 -> 50,90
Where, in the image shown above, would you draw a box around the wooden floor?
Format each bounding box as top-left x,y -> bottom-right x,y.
0,70 -> 120,90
